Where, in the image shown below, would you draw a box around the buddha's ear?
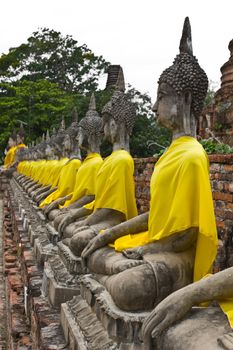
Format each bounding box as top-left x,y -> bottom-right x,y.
182,90 -> 193,135
184,90 -> 192,106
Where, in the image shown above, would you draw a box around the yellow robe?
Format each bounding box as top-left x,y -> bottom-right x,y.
48,157 -> 69,188
39,158 -> 81,207
4,146 -> 17,168
85,149 -> 138,220
62,153 -> 103,208
38,160 -> 58,185
114,136 -> 218,282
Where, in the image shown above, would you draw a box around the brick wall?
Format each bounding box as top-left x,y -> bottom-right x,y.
134,154 -> 233,271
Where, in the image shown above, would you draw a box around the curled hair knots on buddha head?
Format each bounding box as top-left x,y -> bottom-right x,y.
53,116 -> 66,145
158,17 -> 208,118
102,66 -> 136,134
66,107 -> 80,139
79,93 -> 103,138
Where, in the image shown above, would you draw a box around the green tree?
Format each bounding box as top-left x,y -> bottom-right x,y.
127,86 -> 171,157
0,28 -> 173,161
0,79 -> 113,160
0,28 -> 109,93
204,80 -> 218,107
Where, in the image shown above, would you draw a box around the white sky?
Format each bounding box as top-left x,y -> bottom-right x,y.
0,0 -> 232,100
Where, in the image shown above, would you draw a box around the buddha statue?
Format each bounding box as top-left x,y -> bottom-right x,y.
57,66 -> 138,257
39,108 -> 81,214
22,135 -> 48,192
15,123 -> 27,152
48,94 -> 104,223
32,118 -> 70,204
3,132 -> 17,169
27,132 -> 60,196
80,18 -> 217,318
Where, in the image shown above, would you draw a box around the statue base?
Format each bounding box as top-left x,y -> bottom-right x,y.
60,274 -> 148,349
61,296 -> 119,350
34,234 -> 57,266
43,255 -> 80,307
57,241 -> 88,274
46,223 -> 59,244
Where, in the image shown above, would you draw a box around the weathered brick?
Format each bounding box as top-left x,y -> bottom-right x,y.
213,191 -> 233,202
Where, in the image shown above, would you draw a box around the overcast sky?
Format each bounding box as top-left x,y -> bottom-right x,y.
0,0 -> 232,100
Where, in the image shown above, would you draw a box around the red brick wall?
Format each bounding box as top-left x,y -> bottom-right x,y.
134,154 -> 233,271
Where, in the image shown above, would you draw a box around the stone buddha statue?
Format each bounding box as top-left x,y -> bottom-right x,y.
25,132 -> 60,195
50,93 -> 104,224
8,123 -> 27,176
39,108 -> 81,214
80,18 -> 217,318
22,135 -> 48,192
57,66 -> 138,257
15,123 -> 27,151
32,118 -> 70,203
3,132 -> 17,170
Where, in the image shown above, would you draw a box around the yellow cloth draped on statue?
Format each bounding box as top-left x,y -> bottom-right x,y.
84,149 -> 138,220
114,136 -> 218,283
4,146 -> 17,168
16,143 -> 27,149
39,158 -> 81,207
48,157 -> 69,188
17,160 -> 27,174
61,153 -> 103,208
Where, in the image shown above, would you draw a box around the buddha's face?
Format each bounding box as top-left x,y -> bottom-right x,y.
63,134 -> 71,152
76,127 -> 84,147
103,116 -> 118,143
8,137 -> 16,147
37,148 -> 44,159
45,144 -> 54,158
152,83 -> 179,130
17,134 -> 24,145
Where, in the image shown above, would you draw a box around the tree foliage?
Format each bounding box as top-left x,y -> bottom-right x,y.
127,86 -> 171,157
0,28 -> 172,163
204,80 -> 218,107
0,28 -> 109,93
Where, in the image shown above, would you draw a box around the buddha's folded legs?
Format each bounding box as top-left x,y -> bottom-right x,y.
87,247 -> 195,312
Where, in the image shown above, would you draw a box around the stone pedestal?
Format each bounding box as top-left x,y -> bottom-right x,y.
156,307 -> 232,350
60,275 -> 149,349
33,234 -> 56,266
43,256 -> 80,307
57,241 -> 88,274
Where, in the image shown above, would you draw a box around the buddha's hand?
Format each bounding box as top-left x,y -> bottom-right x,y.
44,195 -> 71,216
36,194 -> 44,203
142,288 -> 193,348
122,247 -> 144,260
218,333 -> 233,349
82,235 -> 106,260
58,214 -> 74,235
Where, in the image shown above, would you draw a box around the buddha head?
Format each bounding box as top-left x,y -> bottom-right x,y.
77,93 -> 103,153
53,117 -> 67,157
153,17 -> 208,137
8,131 -> 16,148
102,66 -> 136,150
16,123 -> 26,145
45,128 -> 56,159
64,107 -> 80,158
15,146 -> 28,163
35,134 -> 47,159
